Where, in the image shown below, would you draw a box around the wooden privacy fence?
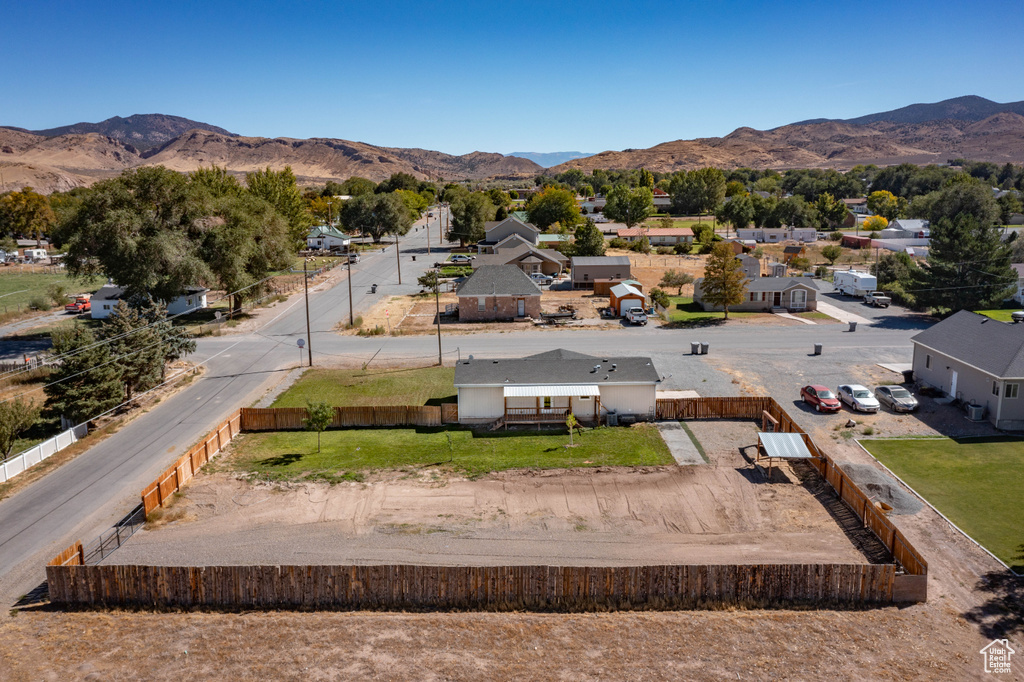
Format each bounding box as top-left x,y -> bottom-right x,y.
46,562 -> 896,610
141,411 -> 241,515
47,541 -> 84,567
656,397 -> 773,421
240,405 -> 458,431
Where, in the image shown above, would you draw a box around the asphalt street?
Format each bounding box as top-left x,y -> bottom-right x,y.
0,213 -> 932,603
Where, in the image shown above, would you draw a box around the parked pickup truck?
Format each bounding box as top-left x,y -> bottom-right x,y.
863,291 -> 891,308
625,309 -> 648,326
65,296 -> 91,314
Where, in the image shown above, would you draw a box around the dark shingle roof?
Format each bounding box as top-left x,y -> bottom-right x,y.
911,310 -> 1024,378
454,349 -> 661,386
472,243 -> 567,269
695,277 -> 817,293
783,245 -> 804,254
456,265 -> 541,297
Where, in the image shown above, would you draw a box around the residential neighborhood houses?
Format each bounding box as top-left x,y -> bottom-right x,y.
89,284 -> 209,319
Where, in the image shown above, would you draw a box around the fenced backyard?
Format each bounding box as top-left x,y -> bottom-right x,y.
47,396 -> 929,609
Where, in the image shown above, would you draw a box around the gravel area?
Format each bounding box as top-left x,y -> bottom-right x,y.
838,463 -> 924,515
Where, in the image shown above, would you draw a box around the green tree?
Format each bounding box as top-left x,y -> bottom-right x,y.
565,412 -> 578,447
0,398 -> 40,458
446,192 -> 494,246
245,166 -> 312,249
394,188 -> 429,221
603,185 -> 653,228
189,165 -> 243,199
0,187 -> 55,245
306,195 -> 346,226
572,219 -> 606,257
303,400 -> 333,453
700,242 -> 747,319
526,187 -> 581,230
918,214 -> 1015,313
821,244 -> 843,265
659,269 -> 695,295
417,270 -> 441,292
924,178 -> 1000,226
339,176 -> 377,196
812,192 -> 849,229
55,167 -> 213,302
670,168 -> 726,216
638,168 -> 655,189
997,193 -> 1023,225
342,193 -> 413,243
43,325 -> 124,425
135,297 -> 197,378
717,194 -> 754,233
376,172 -> 420,194
867,190 -> 902,220
487,188 -> 513,209
100,300 -> 163,402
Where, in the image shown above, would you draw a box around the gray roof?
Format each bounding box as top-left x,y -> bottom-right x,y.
454,349 -> 661,386
694,277 -> 817,293
93,284 -> 208,301
472,243 -> 567,269
572,256 -> 631,267
484,216 -> 539,235
456,265 -> 541,297
911,310 -> 1024,378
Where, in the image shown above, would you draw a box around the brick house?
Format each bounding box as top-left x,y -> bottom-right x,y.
456,265 -> 541,322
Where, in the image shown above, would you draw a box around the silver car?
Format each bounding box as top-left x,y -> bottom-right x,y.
837,384 -> 880,413
875,385 -> 919,412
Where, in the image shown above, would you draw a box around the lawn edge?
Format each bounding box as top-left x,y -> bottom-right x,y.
854,438 -> 1022,576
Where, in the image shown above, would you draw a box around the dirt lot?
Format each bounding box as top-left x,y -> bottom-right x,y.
104,421 -> 869,567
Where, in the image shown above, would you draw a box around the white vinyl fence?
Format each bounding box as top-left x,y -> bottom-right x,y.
0,424 -> 88,483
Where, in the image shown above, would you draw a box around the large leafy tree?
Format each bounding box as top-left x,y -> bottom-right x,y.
394,189 -> 429,221
338,176 -> 377,196
341,192 -> 413,243
446,192 -> 494,246
603,185 -> 653,228
0,398 -> 40,458
917,214 -> 1014,313
0,187 -> 55,245
813,192 -> 849,229
572,218 -> 606,257
700,242 -> 748,319
245,166 -> 311,248
189,166 -> 243,199
376,172 -> 420,194
717,194 -> 754,232
100,301 -> 164,402
526,187 -> 581,230
866,190 -> 903,220
43,325 -> 124,425
670,168 -> 728,216
55,167 -> 212,302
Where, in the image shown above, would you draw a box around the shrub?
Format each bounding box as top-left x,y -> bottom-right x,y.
29,295 -> 51,311
357,325 -> 386,336
815,265 -> 829,278
649,287 -> 670,309
47,283 -> 68,306
673,243 -> 689,255
655,246 -> 674,255
608,237 -> 628,249
828,231 -> 844,241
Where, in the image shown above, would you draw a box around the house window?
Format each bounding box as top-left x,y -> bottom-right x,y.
993,382 -> 1000,397
103,304 -> 111,310
543,397 -> 552,409
1007,383 -> 1019,399
925,354 -> 931,369
477,297 -> 486,312
749,293 -> 757,302
583,273 -> 589,281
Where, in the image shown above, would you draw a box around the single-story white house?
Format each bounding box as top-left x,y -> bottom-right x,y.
735,227 -> 817,243
454,349 -> 661,425
306,225 -> 351,251
90,285 -> 209,319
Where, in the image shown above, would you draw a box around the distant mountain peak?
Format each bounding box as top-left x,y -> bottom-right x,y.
789,95 -> 1024,127
26,114 -> 237,152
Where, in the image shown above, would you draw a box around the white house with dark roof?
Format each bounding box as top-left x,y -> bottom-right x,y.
453,349 -> 661,425
306,225 -> 351,251
90,285 -> 209,319
911,310 -> 1024,429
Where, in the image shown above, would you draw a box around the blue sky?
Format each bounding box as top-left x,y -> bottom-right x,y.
4,0 -> 1023,155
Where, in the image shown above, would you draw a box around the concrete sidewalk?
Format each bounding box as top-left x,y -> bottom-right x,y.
657,422 -> 706,465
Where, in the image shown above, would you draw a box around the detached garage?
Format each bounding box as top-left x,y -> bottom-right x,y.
609,283 -> 646,317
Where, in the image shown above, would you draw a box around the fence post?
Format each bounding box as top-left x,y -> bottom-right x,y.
77,542 -> 85,566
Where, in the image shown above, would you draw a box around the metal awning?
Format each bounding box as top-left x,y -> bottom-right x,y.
757,432 -> 814,459
503,385 -> 601,398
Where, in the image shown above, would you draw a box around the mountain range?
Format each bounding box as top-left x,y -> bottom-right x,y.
3,96 -> 1024,194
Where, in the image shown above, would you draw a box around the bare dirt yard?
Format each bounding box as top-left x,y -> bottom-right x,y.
102,421 -> 870,567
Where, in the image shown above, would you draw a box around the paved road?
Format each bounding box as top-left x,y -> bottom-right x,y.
0,209 -> 931,602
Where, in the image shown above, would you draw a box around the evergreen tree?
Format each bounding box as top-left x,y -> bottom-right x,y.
135,297 -> 197,378
100,301 -> 163,401
700,242 -> 748,319
43,325 -> 123,425
572,219 -> 606,257
917,214 -> 1015,313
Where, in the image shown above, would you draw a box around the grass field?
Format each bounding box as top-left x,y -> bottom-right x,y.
0,269 -> 106,313
975,308 -> 1019,322
662,296 -> 754,325
229,423 -> 673,480
861,436 -> 1024,570
271,366 -> 457,408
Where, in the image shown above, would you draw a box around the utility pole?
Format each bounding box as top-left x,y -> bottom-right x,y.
303,258 -> 313,366
434,275 -> 443,366
395,231 -> 402,284
426,210 -> 431,256
347,250 -> 354,327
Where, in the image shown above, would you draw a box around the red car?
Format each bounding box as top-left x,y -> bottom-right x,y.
800,385 -> 841,413
65,296 -> 91,314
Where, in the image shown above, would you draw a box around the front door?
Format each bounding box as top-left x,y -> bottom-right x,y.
517,298 -> 525,317
773,292 -> 782,307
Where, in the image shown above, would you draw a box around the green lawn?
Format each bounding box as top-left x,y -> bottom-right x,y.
975,308 -> 1019,323
229,424 -> 673,480
795,311 -> 836,321
0,270 -> 106,313
662,296 -> 755,325
861,436 -> 1024,571
271,366 -> 457,408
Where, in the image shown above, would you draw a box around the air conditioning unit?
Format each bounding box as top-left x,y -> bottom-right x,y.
966,404 -> 985,421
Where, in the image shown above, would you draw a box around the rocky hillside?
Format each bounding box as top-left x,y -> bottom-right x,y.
549,112 -> 1024,174
4,114 -> 236,152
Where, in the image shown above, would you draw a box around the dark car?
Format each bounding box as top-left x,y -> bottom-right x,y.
800,385 -> 842,412
875,385 -> 919,413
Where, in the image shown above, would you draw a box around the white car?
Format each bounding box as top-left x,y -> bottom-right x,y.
837,384 -> 880,413
450,254 -> 473,263
529,272 -> 553,285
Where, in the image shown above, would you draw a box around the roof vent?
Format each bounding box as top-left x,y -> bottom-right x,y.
604,375 -> 609,380
611,364 -> 617,370
592,364 -> 601,372
493,360 -> 499,363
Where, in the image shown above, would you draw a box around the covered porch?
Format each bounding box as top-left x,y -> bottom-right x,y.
502,385 -> 602,426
